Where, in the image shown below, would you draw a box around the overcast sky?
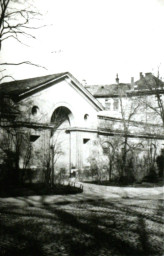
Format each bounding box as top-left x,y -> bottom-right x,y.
1,0 -> 164,84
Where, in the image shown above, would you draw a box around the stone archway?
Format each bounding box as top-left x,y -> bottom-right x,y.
50,106 -> 73,181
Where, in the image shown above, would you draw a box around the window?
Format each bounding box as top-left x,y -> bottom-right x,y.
105,100 -> 111,110
83,138 -> 90,144
30,135 -> 40,142
31,106 -> 39,115
84,114 -> 89,120
113,99 -> 119,110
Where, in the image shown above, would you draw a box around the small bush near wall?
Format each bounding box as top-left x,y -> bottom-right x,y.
78,167 -> 90,181
54,168 -> 69,183
18,168 -> 42,184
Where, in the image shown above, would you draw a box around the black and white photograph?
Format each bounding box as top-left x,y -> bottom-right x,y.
0,0 -> 164,255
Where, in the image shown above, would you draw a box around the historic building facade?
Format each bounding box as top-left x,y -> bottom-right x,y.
0,71 -> 164,181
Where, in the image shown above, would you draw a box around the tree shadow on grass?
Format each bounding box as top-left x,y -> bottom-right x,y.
83,198 -> 164,255
0,220 -> 45,256
87,199 -> 164,225
43,204 -> 148,256
137,216 -> 153,256
0,196 -> 163,256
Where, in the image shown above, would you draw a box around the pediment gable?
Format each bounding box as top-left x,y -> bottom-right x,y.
0,72 -> 103,111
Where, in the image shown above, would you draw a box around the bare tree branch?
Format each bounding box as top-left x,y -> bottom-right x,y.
0,0 -> 43,50
137,73 -> 164,126
0,74 -> 15,82
0,0 -> 48,83
0,61 -> 47,70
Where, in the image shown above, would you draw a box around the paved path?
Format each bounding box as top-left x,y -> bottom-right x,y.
0,183 -> 163,207
80,182 -> 164,199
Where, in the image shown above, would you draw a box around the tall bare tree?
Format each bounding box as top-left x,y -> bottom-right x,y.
116,89 -> 141,177
0,0 -> 42,50
98,91 -> 141,182
136,72 -> 164,126
0,0 -> 46,82
0,1 -> 50,187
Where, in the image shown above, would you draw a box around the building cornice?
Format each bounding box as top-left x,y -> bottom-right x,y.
66,127 -> 164,140
98,129 -> 164,140
97,115 -> 163,128
1,121 -> 164,140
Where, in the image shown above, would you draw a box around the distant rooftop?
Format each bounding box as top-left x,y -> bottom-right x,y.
86,72 -> 164,97
86,83 -> 131,97
135,72 -> 164,90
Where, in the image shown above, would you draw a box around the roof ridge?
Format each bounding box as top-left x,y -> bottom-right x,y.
0,72 -> 69,87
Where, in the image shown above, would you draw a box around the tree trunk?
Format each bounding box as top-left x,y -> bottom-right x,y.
122,136 -> 128,177
108,160 -> 112,181
51,147 -> 54,187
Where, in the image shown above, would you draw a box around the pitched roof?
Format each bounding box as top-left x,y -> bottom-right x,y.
87,83 -> 131,97
135,73 -> 164,90
0,72 -> 67,97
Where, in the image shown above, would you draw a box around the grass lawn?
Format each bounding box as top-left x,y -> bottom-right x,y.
0,191 -> 163,256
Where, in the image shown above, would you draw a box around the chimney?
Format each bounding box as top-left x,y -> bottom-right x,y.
116,73 -> 119,84
145,72 -> 152,77
131,77 -> 134,90
140,72 -> 143,79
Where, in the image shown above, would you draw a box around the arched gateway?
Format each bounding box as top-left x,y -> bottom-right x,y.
50,106 -> 73,178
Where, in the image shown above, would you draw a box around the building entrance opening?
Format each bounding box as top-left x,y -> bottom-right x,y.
50,106 -> 72,182
51,106 -> 72,132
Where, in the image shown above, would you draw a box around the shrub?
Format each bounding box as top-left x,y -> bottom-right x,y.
142,164 -> 158,183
